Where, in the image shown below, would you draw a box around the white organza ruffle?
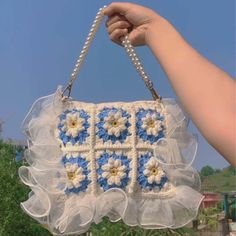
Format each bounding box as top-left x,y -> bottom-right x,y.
19,87 -> 204,235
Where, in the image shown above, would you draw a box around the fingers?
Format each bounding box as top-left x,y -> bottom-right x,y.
103,2 -> 131,17
105,13 -> 132,46
109,28 -> 128,45
107,20 -> 131,34
106,14 -> 126,27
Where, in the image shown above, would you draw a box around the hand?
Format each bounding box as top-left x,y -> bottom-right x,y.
103,2 -> 162,46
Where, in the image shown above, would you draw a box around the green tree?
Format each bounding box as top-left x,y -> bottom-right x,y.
226,166 -> 236,176
200,165 -> 215,177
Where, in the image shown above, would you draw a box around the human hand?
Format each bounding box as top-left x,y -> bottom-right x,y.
103,2 -> 162,46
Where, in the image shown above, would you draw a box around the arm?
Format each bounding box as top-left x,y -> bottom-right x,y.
103,2 -> 236,167
147,18 -> 236,167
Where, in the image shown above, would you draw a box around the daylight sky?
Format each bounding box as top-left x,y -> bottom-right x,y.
0,0 -> 235,170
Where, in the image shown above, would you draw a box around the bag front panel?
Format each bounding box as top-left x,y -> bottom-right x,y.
55,100 -> 175,197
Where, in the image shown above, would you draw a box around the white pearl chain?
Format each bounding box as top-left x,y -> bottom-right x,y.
70,7 -> 105,80
121,35 -> 160,100
63,6 -> 161,101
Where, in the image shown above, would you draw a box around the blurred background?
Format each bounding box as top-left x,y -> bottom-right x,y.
0,0 -> 235,170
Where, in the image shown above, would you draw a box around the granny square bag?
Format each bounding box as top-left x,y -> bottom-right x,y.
19,6 -> 204,235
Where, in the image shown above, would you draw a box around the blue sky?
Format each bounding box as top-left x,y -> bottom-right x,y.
0,0 -> 235,170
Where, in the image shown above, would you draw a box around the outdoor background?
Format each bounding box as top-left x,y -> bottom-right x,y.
0,0 -> 235,170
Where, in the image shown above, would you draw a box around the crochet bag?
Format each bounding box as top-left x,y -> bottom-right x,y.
19,6 -> 203,235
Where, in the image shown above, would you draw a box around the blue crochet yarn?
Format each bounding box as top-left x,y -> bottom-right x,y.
137,152 -> 168,190
96,107 -> 131,144
136,108 -> 165,144
96,151 -> 131,191
58,109 -> 90,145
62,155 -> 91,194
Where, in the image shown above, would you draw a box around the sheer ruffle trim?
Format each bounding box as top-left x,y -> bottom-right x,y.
19,87 -> 203,235
19,183 -> 203,235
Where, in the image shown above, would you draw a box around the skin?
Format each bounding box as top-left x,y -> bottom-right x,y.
103,2 -> 236,167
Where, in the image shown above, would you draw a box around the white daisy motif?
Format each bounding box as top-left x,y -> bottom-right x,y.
65,163 -> 85,189
103,111 -> 127,137
61,113 -> 85,138
141,113 -> 162,136
143,157 -> 165,184
101,158 -> 127,186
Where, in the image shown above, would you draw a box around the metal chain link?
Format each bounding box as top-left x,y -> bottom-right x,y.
63,6 -> 161,101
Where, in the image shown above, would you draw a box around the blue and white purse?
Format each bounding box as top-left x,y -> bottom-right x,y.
19,6 -> 203,235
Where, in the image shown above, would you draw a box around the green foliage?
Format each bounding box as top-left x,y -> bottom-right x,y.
197,207 -> 221,230
88,217 -> 196,236
0,140 -> 196,235
229,199 -> 236,221
200,165 -> 215,177
227,166 -> 236,174
200,165 -> 236,192
0,140 -> 51,236
223,166 -> 236,177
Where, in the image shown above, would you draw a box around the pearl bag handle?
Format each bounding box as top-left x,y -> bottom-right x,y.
63,6 -> 161,101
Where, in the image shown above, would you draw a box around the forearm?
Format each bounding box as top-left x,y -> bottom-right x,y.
146,18 -> 236,166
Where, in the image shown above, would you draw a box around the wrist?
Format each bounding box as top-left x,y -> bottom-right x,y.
145,16 -> 171,47
145,16 -> 189,64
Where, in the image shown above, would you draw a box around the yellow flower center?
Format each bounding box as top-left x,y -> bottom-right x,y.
110,167 -> 118,176
69,120 -> 77,128
150,167 -> 158,175
67,171 -> 76,180
111,120 -> 119,127
147,120 -> 155,128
